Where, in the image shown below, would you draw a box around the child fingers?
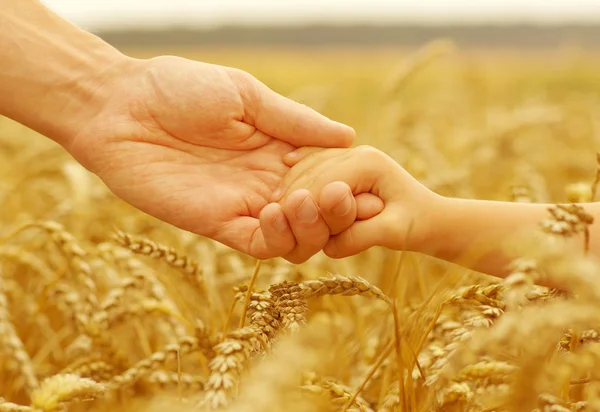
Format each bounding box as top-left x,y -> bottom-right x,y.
355,193 -> 385,220
248,79 -> 355,148
278,159 -> 377,205
273,149 -> 347,202
280,189 -> 331,264
318,181 -> 357,235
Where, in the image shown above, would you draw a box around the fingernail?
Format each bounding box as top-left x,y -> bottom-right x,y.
332,192 -> 352,216
296,197 -> 319,223
272,211 -> 288,231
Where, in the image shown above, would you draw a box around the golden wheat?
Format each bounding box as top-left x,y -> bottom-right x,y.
3,41 -> 600,412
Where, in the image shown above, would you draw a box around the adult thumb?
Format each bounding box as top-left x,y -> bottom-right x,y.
249,76 -> 355,148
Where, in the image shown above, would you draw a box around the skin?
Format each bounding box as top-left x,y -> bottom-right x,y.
276,146 -> 600,279
0,0 -> 384,262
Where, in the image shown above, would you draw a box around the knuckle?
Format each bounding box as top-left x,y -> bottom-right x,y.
225,67 -> 261,108
355,145 -> 382,160
226,67 -> 256,88
283,171 -> 312,194
295,147 -> 325,163
281,170 -> 323,198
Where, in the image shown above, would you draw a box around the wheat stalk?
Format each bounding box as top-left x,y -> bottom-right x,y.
299,274 -> 392,306
109,336 -> 201,389
0,269 -> 39,394
203,327 -> 261,409
112,230 -> 204,294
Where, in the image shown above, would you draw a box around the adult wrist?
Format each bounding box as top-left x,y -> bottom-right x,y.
0,1 -> 138,149
51,47 -> 138,149
22,42 -> 135,149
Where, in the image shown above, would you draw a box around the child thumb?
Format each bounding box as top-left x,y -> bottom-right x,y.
323,218 -> 387,258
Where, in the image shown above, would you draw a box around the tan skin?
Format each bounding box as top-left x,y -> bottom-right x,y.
1,0 -> 384,262
276,146 -> 600,279
67,57 -> 325,258
5,1 -> 594,278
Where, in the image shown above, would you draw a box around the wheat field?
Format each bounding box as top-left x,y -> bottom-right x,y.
2,40 -> 600,412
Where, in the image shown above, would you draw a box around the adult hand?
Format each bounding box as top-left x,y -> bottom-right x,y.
2,1 -> 382,262
65,56 -> 366,260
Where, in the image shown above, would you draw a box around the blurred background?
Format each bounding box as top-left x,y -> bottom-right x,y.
42,1 -> 600,29
2,4 -> 600,412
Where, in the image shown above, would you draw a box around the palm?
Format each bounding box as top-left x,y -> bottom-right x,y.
99,137 -> 293,254
68,55 -> 353,258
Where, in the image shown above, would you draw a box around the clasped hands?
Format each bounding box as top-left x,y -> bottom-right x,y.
63,56 -> 383,264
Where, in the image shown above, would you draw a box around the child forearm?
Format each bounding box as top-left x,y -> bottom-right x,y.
0,0 -> 129,146
417,197 -> 600,278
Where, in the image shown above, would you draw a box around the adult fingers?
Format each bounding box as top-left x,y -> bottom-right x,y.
243,73 -> 355,148
280,146 -> 396,206
317,181 -> 357,235
254,202 -> 297,257
213,196 -> 384,260
273,148 -> 345,202
280,157 -> 379,207
288,182 -> 384,237
280,189 -> 331,264
216,203 -> 296,260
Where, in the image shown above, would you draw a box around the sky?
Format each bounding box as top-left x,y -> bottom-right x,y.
42,1 -> 600,31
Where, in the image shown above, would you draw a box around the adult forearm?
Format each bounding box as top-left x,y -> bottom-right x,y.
0,0 -> 131,147
420,197 -> 600,278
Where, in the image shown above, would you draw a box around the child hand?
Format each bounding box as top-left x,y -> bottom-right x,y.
260,180 -> 385,264
275,145 -> 441,258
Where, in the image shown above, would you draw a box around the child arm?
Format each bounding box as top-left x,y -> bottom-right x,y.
415,198 -> 593,277
278,146 -> 599,278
